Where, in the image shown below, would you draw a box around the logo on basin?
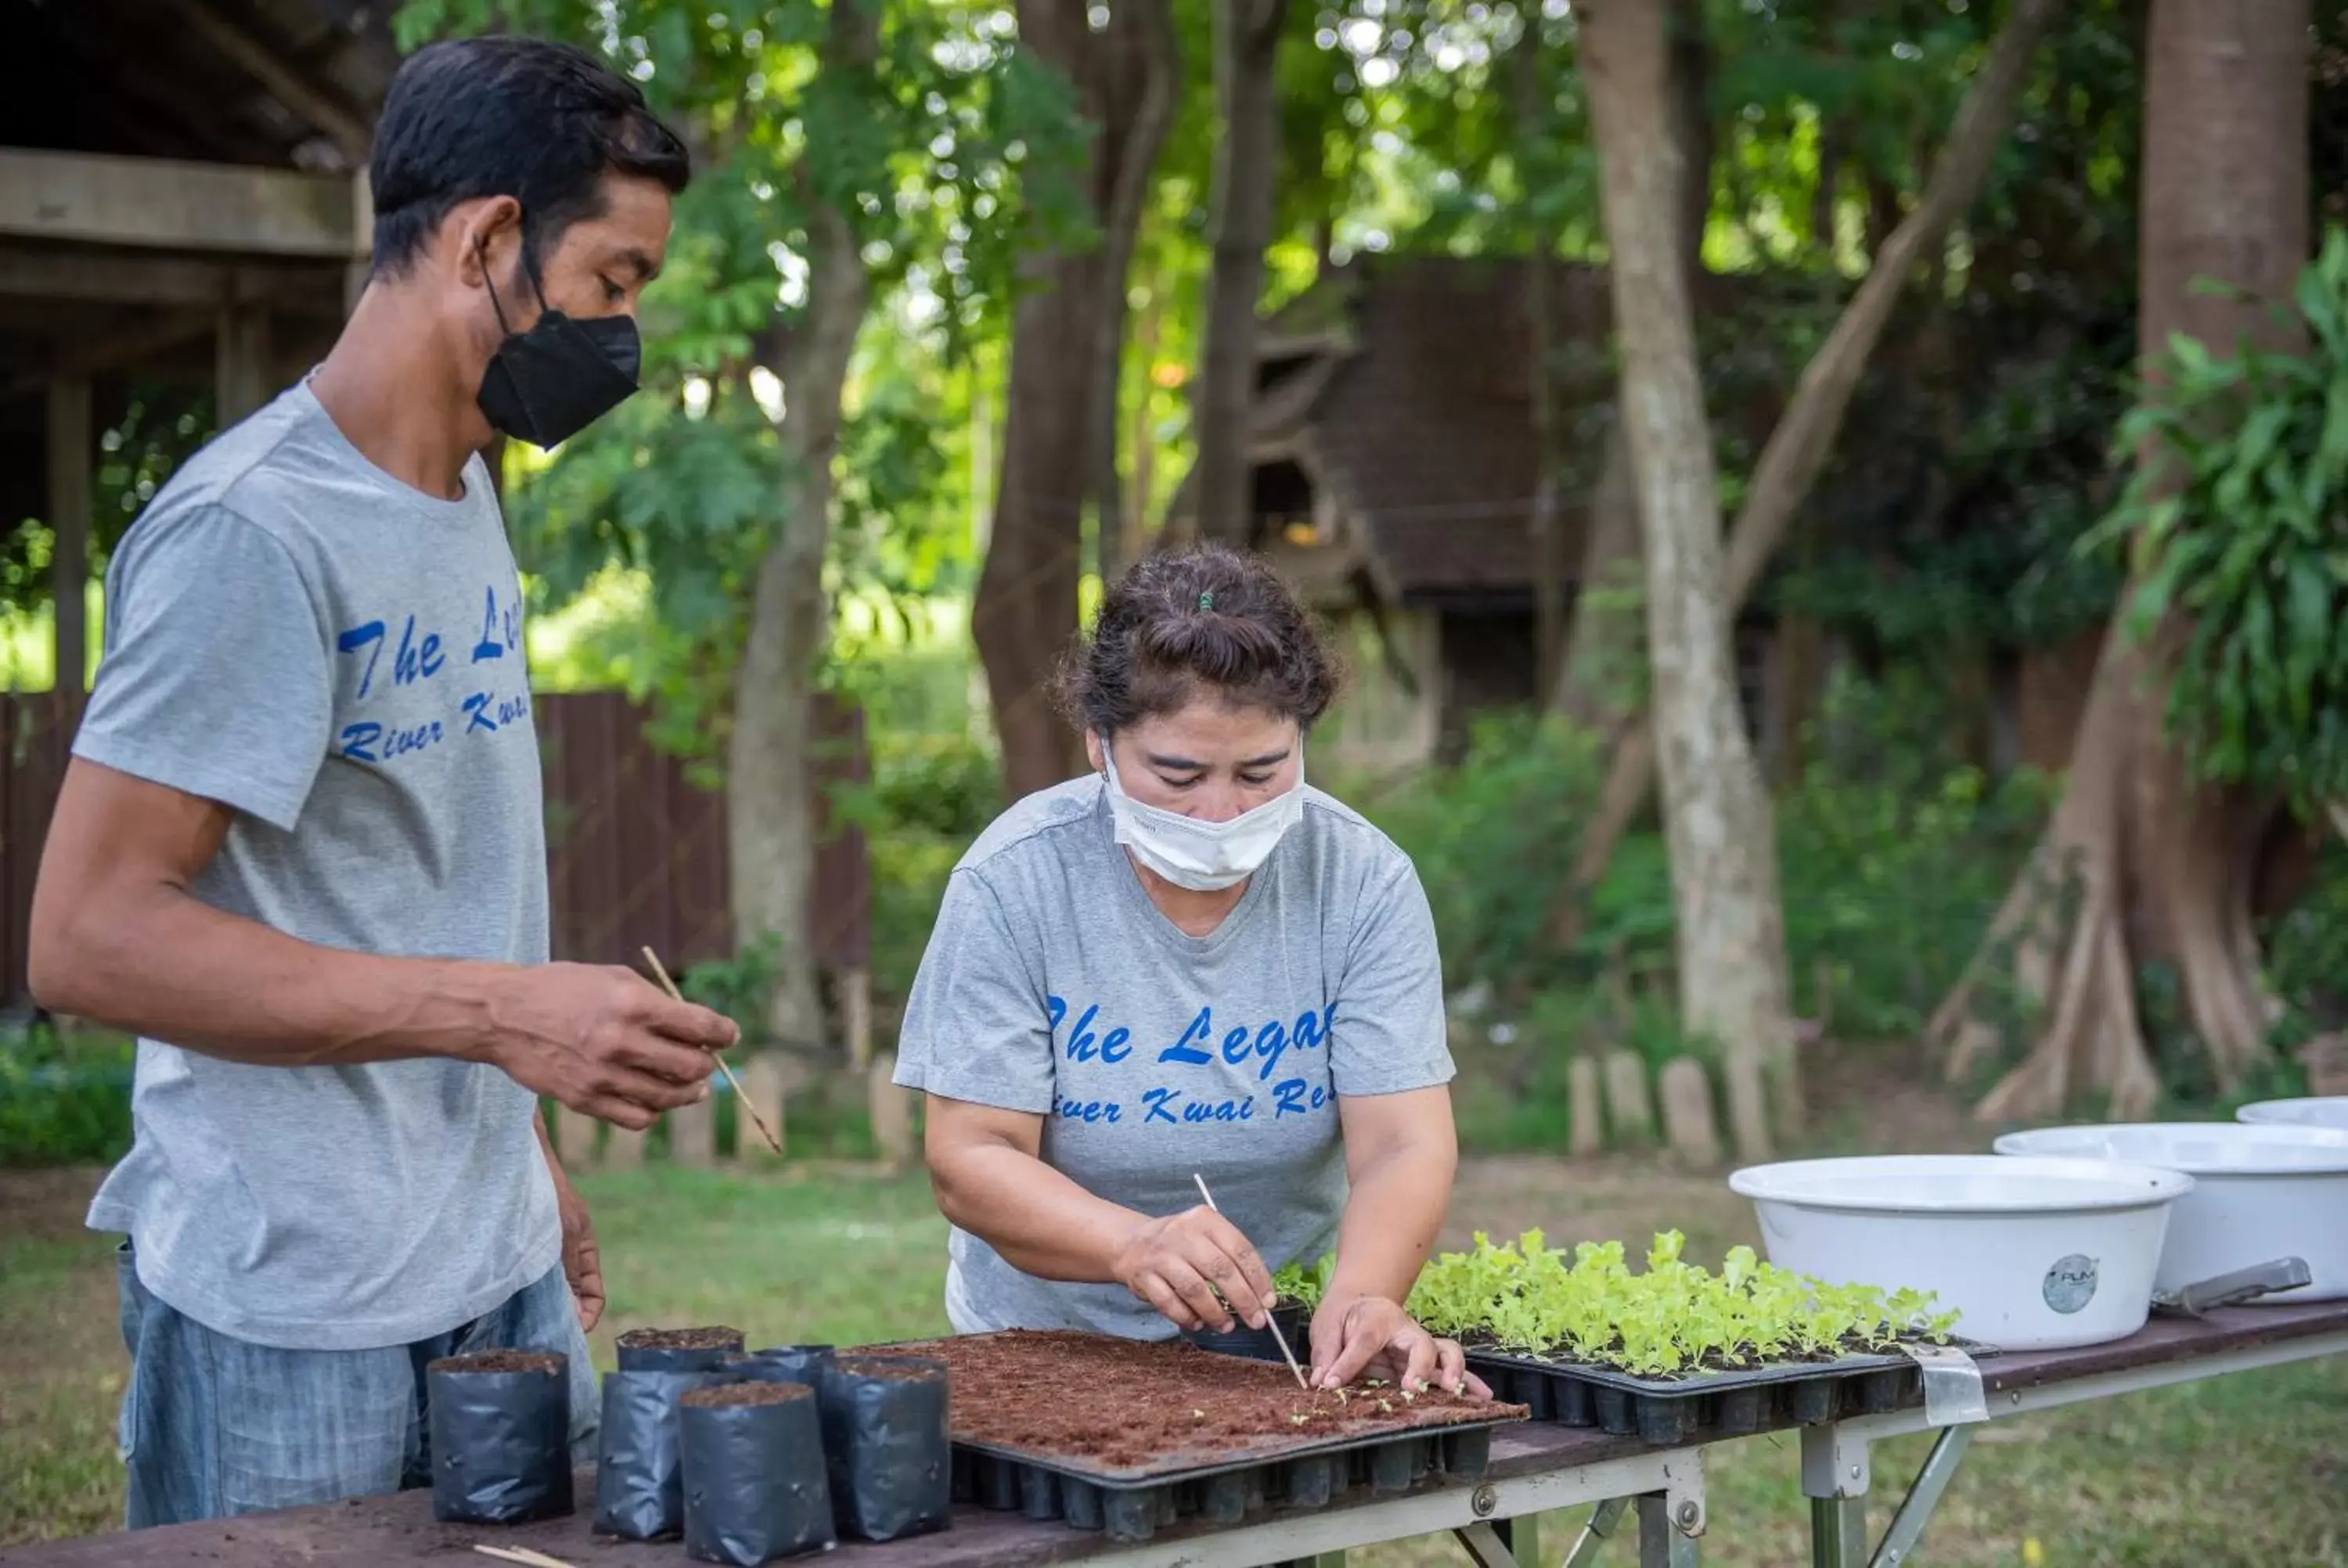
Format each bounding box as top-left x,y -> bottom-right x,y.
2043,1254 -> 2099,1314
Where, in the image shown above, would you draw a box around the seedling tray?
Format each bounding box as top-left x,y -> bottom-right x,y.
1466,1342 -> 1966,1446
949,1419 -> 1507,1541
869,1330 -> 1527,1544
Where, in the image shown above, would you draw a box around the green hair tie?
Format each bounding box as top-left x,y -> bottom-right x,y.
1197,591 -> 1215,612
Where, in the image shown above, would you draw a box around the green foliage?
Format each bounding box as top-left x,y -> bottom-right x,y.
1,385 -> 212,634
2085,228 -> 2348,817
680,934 -> 784,1041
1273,1251 -> 1335,1312
392,0 -> 1090,754
0,1027 -> 133,1168
1775,671 -> 2056,1038
2264,837 -> 2348,1052
1406,1228 -> 1956,1379
1353,710 -> 1606,998
1363,675 -> 2047,1053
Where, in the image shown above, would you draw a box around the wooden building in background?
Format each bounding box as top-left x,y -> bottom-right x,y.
3,0 -> 390,695
1169,253 -> 2086,781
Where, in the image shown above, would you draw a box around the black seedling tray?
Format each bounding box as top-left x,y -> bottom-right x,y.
1466,1342 -> 1972,1446
947,1419 -> 1511,1544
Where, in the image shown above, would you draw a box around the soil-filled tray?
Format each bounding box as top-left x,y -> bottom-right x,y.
877,1330 -> 1528,1542
1465,1341 -> 1954,1445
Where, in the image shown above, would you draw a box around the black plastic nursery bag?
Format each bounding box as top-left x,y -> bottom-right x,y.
817,1354 -> 953,1543
426,1350 -> 574,1526
679,1382 -> 837,1566
726,1343 -> 835,1388
592,1367 -> 719,1540
616,1325 -> 746,1373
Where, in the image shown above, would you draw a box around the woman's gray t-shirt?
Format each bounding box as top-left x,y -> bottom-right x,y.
892,776 -> 1453,1339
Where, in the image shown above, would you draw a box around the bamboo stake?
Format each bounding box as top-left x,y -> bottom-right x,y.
642,946 -> 784,1158
1193,1172 -> 1309,1391
470,1545 -> 580,1568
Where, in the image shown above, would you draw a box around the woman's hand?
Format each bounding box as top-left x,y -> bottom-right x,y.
1308,1294 -> 1492,1397
1111,1204 -> 1280,1333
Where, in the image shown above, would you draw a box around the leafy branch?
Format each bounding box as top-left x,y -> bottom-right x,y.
2083,225 -> 2348,818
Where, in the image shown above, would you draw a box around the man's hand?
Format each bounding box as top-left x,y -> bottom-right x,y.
1307,1294 -> 1491,1397
553,1166 -> 604,1332
534,1110 -> 604,1331
484,963 -> 737,1129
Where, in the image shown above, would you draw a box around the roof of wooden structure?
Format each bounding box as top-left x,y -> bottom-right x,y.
1165,256 -> 1594,613
1,0 -> 394,404
1171,254 -> 1780,615
9,0 -> 394,172
2,0 -> 397,687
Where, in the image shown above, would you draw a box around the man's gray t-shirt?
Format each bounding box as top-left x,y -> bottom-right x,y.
893,776 -> 1453,1339
78,379 -> 558,1352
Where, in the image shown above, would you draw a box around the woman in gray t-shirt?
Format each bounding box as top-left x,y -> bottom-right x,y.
894,545 -> 1488,1397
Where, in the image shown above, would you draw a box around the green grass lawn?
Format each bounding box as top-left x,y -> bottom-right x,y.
5,1160 -> 2346,1564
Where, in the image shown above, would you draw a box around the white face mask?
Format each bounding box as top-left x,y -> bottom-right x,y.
1099,739 -> 1306,892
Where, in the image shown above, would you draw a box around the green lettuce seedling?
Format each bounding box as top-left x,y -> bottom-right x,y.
1403,1229 -> 1956,1380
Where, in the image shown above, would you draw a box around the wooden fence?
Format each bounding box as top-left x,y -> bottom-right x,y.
0,689 -> 868,1005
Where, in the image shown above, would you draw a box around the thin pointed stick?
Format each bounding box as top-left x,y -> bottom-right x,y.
1193,1171 -> 1309,1390
642,945 -> 783,1158
471,1546 -> 580,1568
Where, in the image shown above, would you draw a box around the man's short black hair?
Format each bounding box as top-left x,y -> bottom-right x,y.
369,35 -> 692,279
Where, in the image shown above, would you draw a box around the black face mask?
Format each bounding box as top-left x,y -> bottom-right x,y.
476,249 -> 642,449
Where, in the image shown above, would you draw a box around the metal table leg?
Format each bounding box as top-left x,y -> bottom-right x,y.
1455,1449 -> 1702,1568
1867,1426 -> 1975,1568
1803,1418 -> 1979,1568
1565,1497 -> 1631,1566
1637,1494 -> 1700,1567
1456,1522 -> 1521,1568
1810,1495 -> 1867,1568
1803,1422 -> 1871,1568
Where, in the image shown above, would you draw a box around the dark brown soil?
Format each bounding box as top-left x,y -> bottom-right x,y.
616,1325 -> 744,1352
682,1382 -> 811,1408
834,1355 -> 945,1382
889,1331 -> 1525,1473
426,1350 -> 564,1376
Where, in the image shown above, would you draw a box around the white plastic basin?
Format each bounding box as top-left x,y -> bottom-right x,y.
1728,1154 -> 2194,1351
2238,1096 -> 2348,1131
1993,1122 -> 2348,1301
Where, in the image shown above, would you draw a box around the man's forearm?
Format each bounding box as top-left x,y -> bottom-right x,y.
1325,1142 -> 1453,1309
31,882 -> 504,1068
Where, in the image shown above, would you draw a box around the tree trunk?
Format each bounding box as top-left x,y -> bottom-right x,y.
725,0 -> 879,1052
1189,0 -> 1290,546
2017,624 -> 2105,773
1120,283 -> 1167,574
1934,0 -> 2308,1118
1552,0 -> 1709,729
1087,0 -> 1179,592
1550,0 -> 2063,938
1554,426 -> 1643,728
977,0 -> 1172,801
1516,38 -> 1573,707
1583,0 -> 1796,1160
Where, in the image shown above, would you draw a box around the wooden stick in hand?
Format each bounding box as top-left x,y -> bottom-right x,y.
642,945 -> 783,1157
1194,1172 -> 1309,1390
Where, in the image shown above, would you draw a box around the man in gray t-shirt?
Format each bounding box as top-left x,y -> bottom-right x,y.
32,38 -> 736,1528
